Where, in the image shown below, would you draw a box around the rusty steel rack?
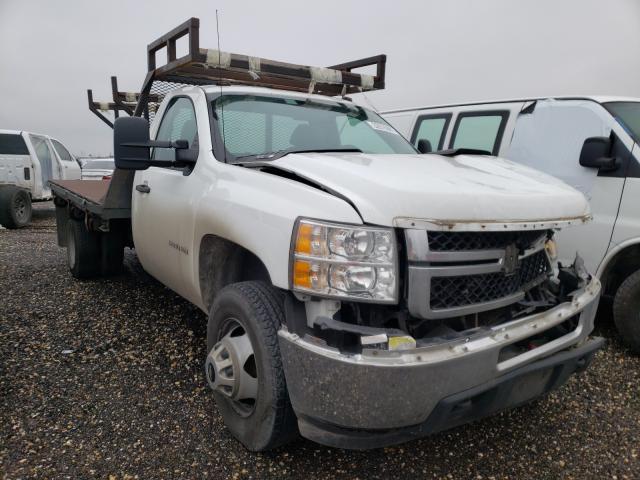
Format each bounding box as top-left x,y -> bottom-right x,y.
88,77 -> 162,128
133,17 -> 386,117
88,17 -> 387,126
87,88 -> 127,128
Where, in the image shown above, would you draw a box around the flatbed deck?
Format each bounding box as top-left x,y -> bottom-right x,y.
51,180 -> 110,205
50,169 -> 134,220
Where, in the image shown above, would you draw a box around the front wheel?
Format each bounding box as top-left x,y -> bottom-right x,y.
205,281 -> 297,451
613,269 -> 640,353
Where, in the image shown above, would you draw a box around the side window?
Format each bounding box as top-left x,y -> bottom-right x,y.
51,139 -> 74,162
450,111 -> 509,155
0,134 -> 29,155
410,114 -> 451,151
153,97 -> 198,162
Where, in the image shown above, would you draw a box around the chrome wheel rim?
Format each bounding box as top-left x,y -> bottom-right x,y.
205,318 -> 258,417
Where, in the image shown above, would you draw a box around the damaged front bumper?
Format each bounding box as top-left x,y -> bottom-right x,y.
278,277 -> 603,449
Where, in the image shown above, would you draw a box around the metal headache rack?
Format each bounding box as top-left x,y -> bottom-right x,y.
88,17 -> 386,126
87,77 -> 163,128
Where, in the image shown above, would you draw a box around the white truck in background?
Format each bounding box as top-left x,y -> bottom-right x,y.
50,18 -> 604,451
79,157 -> 115,180
0,129 -> 81,228
383,97 -> 640,351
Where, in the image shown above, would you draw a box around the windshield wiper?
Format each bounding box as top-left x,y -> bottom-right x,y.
232,147 -> 362,163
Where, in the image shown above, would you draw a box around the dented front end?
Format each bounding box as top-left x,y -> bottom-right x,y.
278,227 -> 604,449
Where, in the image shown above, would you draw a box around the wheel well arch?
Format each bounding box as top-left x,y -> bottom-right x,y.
599,241 -> 640,296
198,234 -> 272,311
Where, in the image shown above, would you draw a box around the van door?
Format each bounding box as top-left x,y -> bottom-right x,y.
507,99 -> 632,273
601,101 -> 640,263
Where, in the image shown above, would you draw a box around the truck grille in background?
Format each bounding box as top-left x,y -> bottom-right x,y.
430,250 -> 550,310
427,230 -> 548,251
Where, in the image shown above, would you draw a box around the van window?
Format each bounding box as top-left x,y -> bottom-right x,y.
605,102 -> 640,143
450,112 -> 509,155
411,115 -> 451,151
0,134 -> 29,155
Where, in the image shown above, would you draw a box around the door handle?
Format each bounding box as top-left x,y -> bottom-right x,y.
135,184 -> 151,194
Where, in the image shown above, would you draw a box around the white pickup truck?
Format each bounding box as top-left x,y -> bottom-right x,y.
51,18 -> 604,451
0,130 -> 80,228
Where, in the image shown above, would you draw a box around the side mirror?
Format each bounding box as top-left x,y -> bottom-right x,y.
114,117 -> 151,170
579,136 -> 618,171
417,139 -> 433,154
114,117 -> 195,170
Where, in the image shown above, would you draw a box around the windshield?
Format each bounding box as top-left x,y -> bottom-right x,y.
604,102 -> 640,143
211,94 -> 416,161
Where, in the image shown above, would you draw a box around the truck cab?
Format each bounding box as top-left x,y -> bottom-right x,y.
50,18 -> 604,451
384,97 -> 640,351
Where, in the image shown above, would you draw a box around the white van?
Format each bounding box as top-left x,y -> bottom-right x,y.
0,130 -> 81,228
383,97 -> 640,351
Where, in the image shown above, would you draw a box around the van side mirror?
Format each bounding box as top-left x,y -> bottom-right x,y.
579,136 -> 618,171
417,139 -> 433,154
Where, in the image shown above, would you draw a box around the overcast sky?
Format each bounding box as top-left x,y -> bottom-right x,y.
1,0 -> 639,156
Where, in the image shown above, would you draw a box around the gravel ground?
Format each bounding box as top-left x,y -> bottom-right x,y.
1,202 -> 639,479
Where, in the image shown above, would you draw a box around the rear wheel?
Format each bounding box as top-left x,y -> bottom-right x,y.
0,186 -> 32,229
205,281 -> 298,451
613,269 -> 640,353
67,219 -> 101,278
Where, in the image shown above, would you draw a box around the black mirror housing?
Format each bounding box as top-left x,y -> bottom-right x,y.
579,136 -> 618,171
417,139 -> 432,154
114,117 -> 196,169
114,117 -> 151,170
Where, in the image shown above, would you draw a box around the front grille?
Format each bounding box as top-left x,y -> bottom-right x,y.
427,230 -> 548,251
430,250 -> 550,311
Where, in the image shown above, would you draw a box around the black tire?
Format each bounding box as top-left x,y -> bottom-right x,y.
0,186 -> 32,229
206,281 -> 298,451
100,231 -> 124,275
613,269 -> 640,353
67,219 -> 101,279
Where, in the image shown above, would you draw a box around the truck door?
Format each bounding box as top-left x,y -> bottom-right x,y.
507,99 -> 631,273
29,134 -> 56,197
50,139 -> 81,180
131,96 -> 201,300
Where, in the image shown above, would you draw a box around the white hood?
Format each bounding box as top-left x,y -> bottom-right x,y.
271,152 -> 590,227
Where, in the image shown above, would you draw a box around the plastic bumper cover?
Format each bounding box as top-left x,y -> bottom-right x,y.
278,277 -> 602,449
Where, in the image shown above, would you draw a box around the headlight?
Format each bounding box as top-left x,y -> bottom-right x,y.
291,219 -> 398,302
